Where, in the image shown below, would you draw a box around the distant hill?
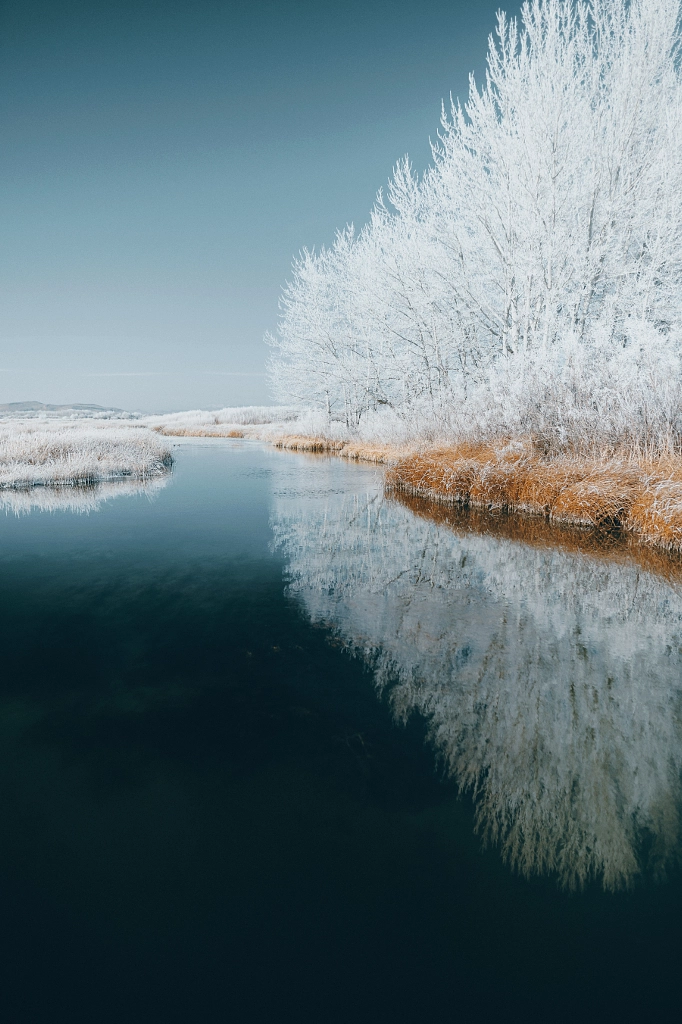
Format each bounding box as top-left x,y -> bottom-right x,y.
0,401 -> 122,413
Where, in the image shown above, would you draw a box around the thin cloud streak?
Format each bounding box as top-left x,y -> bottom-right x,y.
84,371 -> 266,378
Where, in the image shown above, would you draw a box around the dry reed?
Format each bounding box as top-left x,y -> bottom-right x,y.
274,436 -> 409,464
386,441 -> 682,554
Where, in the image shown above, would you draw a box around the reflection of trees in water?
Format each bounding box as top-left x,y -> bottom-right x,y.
272,464 -> 682,890
0,475 -> 169,516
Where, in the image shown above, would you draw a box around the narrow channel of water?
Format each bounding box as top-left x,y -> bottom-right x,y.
1,439 -> 681,1022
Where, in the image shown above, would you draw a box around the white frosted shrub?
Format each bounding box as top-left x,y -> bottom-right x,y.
143,406 -> 302,430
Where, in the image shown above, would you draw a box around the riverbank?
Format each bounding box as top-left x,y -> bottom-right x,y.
387,441 -> 682,553
144,408 -> 414,462
9,404 -> 682,556
270,431 -> 682,555
270,435 -> 412,463
142,406 -> 682,554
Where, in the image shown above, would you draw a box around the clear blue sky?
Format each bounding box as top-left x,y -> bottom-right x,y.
1,0 -> 519,412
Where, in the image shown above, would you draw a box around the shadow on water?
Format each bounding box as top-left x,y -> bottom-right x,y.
1,442 -> 682,1022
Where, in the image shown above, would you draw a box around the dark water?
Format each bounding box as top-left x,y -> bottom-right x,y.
2,439 -> 682,1023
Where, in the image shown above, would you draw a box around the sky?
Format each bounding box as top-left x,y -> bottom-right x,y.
1,0 -> 519,413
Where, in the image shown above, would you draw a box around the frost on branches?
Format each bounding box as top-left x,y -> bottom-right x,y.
268,0 -> 682,453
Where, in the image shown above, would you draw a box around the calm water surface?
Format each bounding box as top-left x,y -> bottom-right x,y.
1,439 -> 682,1022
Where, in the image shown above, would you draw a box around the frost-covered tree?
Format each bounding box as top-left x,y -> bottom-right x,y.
268,0 -> 682,450
429,0 -> 682,351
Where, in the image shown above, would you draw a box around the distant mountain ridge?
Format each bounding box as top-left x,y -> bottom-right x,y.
0,401 -> 122,413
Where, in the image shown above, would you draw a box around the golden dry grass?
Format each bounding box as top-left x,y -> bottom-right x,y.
550,465 -> 645,527
629,480 -> 682,549
274,436 -> 409,464
386,441 -> 682,554
516,459 -> 590,515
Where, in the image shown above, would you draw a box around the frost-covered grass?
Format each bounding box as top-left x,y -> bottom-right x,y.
144,405 -> 302,436
0,422 -> 173,490
144,405 -> 425,460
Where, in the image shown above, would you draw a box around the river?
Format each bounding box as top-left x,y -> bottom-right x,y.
1,438 -> 681,1022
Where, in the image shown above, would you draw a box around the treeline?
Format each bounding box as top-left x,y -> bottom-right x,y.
268,0 -> 682,453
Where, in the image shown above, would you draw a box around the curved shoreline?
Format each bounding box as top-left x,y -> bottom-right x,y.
157,426 -> 682,557
386,443 -> 682,555
261,432 -> 682,558
125,420 -> 682,559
